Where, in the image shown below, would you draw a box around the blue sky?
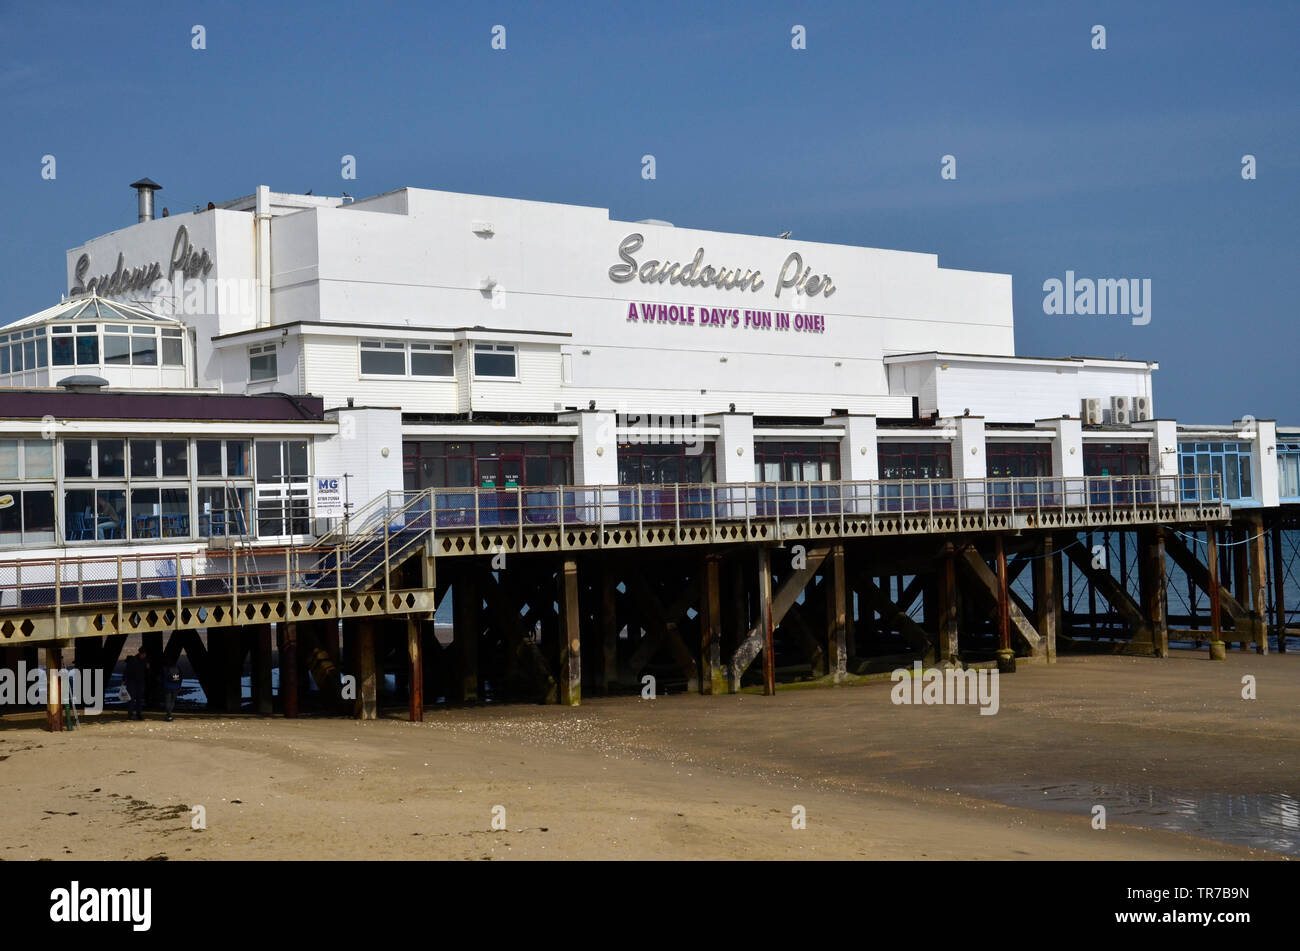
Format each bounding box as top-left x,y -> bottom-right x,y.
1,0 -> 1295,421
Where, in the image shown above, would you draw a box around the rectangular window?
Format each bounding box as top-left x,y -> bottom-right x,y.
24,440 -> 54,479
227,440 -> 250,477
196,440 -> 223,476
249,343 -> 277,382
64,439 -> 93,479
131,327 -> 157,366
52,333 -> 75,366
1177,441 -> 1252,501
161,439 -> 188,477
473,343 -> 516,378
359,339 -> 407,375
130,439 -> 158,478
0,440 -> 17,479
162,328 -> 184,367
130,488 -> 161,539
76,326 -> 99,365
1279,443 -> 1300,499
98,439 -> 126,479
22,490 -> 55,544
104,326 -> 131,365
410,342 -> 454,377
0,492 -> 19,544
877,443 -> 954,480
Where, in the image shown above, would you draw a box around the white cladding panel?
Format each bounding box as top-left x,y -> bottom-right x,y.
65,185 -> 1028,420
924,361 -> 1153,422
265,188 -> 1013,415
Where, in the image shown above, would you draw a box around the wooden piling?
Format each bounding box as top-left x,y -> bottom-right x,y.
995,537 -> 1013,671
1032,535 -> 1059,663
700,553 -> 726,694
938,545 -> 960,664
1207,525 -> 1225,660
758,547 -> 775,695
357,620 -> 378,720
826,544 -> 848,683
558,559 -> 581,706
281,622 -> 299,717
1246,512 -> 1268,654
1139,528 -> 1169,658
45,647 -> 63,732
407,618 -> 423,722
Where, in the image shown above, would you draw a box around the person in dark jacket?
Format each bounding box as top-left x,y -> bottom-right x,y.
162,660 -> 182,721
123,647 -> 149,720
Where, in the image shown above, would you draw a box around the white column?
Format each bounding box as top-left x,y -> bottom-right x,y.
1036,417 -> 1084,478
702,412 -> 753,518
1250,419 -> 1279,507
560,410 -> 618,521
949,416 -> 986,479
1134,418 -> 1179,503
827,414 -> 877,480
826,415 -> 876,514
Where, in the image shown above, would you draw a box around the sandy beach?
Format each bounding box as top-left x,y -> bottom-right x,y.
2,652 -> 1296,861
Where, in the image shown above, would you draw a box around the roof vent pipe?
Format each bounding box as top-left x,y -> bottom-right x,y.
130,178 -> 163,223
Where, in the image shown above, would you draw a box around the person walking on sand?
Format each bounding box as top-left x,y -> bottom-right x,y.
123,647 -> 149,720
162,659 -> 182,721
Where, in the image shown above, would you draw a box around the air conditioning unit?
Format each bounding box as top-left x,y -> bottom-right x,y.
1110,395 -> 1132,426
1133,395 -> 1153,421
1082,398 -> 1103,425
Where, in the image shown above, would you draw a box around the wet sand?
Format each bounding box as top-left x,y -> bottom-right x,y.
1,652 -> 1295,860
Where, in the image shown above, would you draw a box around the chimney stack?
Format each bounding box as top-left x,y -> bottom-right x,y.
129,178 -> 163,223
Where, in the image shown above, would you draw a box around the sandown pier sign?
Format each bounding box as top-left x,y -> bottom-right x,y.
70,225 -> 213,297
608,233 -> 836,300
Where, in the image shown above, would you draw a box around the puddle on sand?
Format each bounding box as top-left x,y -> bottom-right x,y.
954,782 -> 1300,856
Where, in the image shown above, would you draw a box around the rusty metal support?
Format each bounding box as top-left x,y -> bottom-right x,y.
253,624 -> 273,715
1273,516 -> 1288,653
452,568 -> 479,702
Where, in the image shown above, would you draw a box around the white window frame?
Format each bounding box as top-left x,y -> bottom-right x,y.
358,338 -> 409,377
472,343 -> 518,380
408,341 -> 455,378
249,342 -> 278,382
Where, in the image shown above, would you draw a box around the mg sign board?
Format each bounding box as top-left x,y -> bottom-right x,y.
314,476 -> 344,518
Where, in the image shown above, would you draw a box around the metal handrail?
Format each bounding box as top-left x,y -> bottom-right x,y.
0,473 -> 1225,625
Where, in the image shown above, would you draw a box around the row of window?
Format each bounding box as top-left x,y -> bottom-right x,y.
249,341 -> 519,383
1179,441 -> 1253,501
0,323 -> 184,374
0,486 -> 253,545
0,439 -> 311,547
